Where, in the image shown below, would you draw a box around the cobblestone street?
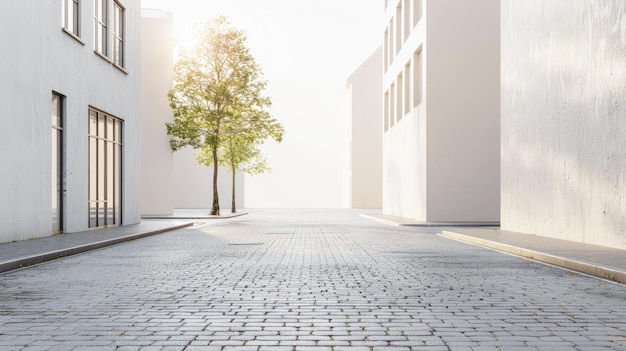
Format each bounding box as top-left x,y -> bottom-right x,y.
1,210 -> 625,351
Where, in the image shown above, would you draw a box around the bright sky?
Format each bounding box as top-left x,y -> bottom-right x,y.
141,0 -> 383,208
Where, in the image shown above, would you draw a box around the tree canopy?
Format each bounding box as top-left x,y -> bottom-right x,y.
166,16 -> 283,215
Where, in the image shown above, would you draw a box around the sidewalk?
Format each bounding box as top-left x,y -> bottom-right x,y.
363,212 -> 626,285
441,228 -> 626,284
0,220 -> 192,274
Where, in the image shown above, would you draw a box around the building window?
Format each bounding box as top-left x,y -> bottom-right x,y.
403,0 -> 410,42
413,49 -> 422,108
62,0 -> 80,37
396,73 -> 403,121
51,93 -> 64,234
389,18 -> 394,65
413,0 -> 422,28
113,1 -> 124,67
390,83 -> 395,128
94,0 -> 108,55
404,62 -> 411,114
89,108 -> 122,228
384,90 -> 389,132
395,4 -> 402,54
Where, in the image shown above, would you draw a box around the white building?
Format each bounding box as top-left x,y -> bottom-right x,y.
346,47 -> 383,209
141,9 -> 175,216
140,10 -> 244,215
0,0 -> 141,243
501,0 -> 626,249
382,0 -> 500,223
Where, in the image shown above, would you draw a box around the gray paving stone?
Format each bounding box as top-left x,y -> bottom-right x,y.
0,210 -> 625,351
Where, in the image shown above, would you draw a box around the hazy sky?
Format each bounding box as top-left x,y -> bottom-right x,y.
141,0 -> 383,208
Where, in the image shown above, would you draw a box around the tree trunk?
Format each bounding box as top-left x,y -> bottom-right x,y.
211,146 -> 220,216
231,165 -> 236,213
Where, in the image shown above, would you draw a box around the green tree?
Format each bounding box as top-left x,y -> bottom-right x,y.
196,107 -> 283,213
166,16 -> 275,215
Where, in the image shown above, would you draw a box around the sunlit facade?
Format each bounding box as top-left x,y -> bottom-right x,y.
501,0 -> 626,249
382,0 -> 500,223
346,47 -> 383,209
0,0 -> 141,243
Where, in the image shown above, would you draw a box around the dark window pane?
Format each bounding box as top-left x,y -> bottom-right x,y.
89,202 -> 97,227
98,138 -> 105,202
89,137 -> 97,201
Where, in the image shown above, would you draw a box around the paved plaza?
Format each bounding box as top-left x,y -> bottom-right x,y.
0,209 -> 625,351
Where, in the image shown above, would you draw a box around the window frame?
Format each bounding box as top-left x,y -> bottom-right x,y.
94,0 -> 108,56
88,107 -> 123,229
112,1 -> 125,68
51,92 -> 65,234
62,0 -> 84,44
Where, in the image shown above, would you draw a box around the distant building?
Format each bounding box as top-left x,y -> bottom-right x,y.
0,0 -> 141,243
346,47 -> 383,209
501,0 -> 626,249
140,10 -> 244,215
141,9 -> 175,216
381,0 -> 501,223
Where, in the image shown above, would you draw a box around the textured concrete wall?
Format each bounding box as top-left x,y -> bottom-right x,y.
140,10 -> 175,216
347,47 -> 383,209
501,0 -> 626,248
0,0 -> 141,242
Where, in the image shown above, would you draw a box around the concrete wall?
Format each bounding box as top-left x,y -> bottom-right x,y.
425,0 -> 500,222
140,10 -> 175,216
383,105 -> 427,219
382,0 -> 500,223
173,147 -> 245,212
382,2 -> 428,220
501,0 -> 626,248
346,47 -> 383,209
0,0 -> 141,242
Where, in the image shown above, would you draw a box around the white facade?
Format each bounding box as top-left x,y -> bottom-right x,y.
501,0 -> 626,249
382,0 -> 500,223
140,9 -> 175,216
346,47 -> 383,209
0,0 -> 141,243
172,147 -> 245,211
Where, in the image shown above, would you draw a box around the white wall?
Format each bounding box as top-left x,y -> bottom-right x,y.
425,0 -> 500,222
0,0 -> 141,242
140,10 -> 175,216
382,0 -> 500,223
383,106 -> 428,219
173,147 -> 245,213
501,0 -> 626,249
347,47 -> 383,209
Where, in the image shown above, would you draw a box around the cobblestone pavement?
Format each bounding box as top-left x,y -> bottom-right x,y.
1,209 -> 625,351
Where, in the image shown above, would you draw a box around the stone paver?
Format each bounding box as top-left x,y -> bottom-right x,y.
0,209 -> 625,351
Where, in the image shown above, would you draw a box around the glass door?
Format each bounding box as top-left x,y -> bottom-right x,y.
51,93 -> 63,234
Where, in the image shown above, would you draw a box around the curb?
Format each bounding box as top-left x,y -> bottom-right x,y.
141,212 -> 248,220
0,222 -> 193,274
360,213 -> 499,227
440,230 -> 626,284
